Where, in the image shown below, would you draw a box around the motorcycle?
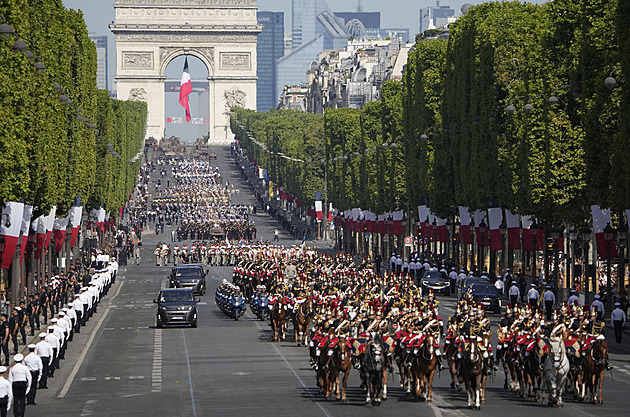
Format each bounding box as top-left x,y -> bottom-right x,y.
215,280 -> 247,321
249,293 -> 270,320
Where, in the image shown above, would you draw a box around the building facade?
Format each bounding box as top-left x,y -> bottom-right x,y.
257,11 -> 284,112
419,5 -> 456,34
89,33 -> 108,91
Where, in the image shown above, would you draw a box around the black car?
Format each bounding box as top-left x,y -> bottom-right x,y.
457,277 -> 491,301
169,264 -> 207,295
469,283 -> 501,314
154,288 -> 198,328
420,270 -> 451,296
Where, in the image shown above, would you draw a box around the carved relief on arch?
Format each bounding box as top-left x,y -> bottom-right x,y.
159,46 -> 214,74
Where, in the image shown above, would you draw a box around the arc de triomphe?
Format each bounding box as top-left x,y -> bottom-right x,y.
110,0 -> 260,143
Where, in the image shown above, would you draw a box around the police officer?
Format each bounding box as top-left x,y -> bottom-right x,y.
527,284 -> 540,309
592,294 -> 605,320
611,302 -> 626,343
0,317 -> 8,367
8,310 -> 20,356
543,286 -> 555,321
508,281 -> 520,307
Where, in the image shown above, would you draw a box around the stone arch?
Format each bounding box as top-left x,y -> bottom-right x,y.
159,47 -> 214,78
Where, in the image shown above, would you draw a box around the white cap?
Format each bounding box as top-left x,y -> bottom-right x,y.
595,294 -> 601,299
38,333 -> 46,338
14,354 -> 23,362
51,318 -> 58,323
28,344 -> 36,349
0,366 -> 6,373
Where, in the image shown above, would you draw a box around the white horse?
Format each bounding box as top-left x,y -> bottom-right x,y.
541,337 -> 570,407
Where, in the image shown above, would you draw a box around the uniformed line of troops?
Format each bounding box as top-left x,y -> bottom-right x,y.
0,255 -> 118,416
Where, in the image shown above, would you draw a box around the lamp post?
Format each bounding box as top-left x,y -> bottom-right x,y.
454,219 -> 461,270
500,223 -> 507,274
479,220 -> 487,273
531,221 -> 539,280
603,223 -> 614,313
551,229 -> 560,288
581,226 -> 592,300
617,223 -> 627,295
568,228 -> 578,290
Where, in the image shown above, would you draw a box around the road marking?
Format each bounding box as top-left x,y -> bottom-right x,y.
80,399 -> 98,417
181,328 -> 198,417
152,329 -> 163,392
250,314 -> 331,417
80,377 -> 97,381
58,281 -> 125,398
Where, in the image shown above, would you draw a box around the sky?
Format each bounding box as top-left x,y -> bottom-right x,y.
61,0 -> 547,140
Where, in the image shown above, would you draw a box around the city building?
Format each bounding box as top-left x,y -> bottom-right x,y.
257,12 -> 285,112
305,38 -> 411,113
89,33 -> 108,91
365,28 -> 411,42
419,3 -> 456,34
276,0 -> 348,100
335,12 -> 380,30
277,84 -> 309,111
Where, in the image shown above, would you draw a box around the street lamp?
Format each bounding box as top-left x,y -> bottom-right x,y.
531,221 -> 539,280
454,219 -> 461,270
551,229 -> 561,288
499,222 -> 507,274
603,222 -> 614,313
0,14 -> 16,41
581,226 -> 592,297
605,66 -> 622,90
479,220 -> 487,273
617,223 -> 627,295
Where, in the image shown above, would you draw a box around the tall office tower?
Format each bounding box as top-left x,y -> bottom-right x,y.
89,33 -> 108,90
257,12 -> 285,112
277,0 -> 348,101
419,5 -> 456,34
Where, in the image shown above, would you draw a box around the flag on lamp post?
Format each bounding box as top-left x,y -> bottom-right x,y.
19,205 -> 33,264
315,192 -> 323,222
179,57 -> 192,122
1,202 -> 25,269
591,205 -> 618,259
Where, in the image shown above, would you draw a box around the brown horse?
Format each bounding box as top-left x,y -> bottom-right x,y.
461,338 -> 484,410
270,297 -> 287,342
444,335 -> 460,391
582,339 -> 608,404
292,297 -> 314,346
410,333 -> 438,403
331,335 -> 353,402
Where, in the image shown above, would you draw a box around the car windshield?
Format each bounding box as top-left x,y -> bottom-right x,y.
471,284 -> 498,295
424,270 -> 446,280
175,267 -> 203,277
160,291 -> 194,302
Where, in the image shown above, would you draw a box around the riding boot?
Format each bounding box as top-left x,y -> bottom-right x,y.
436,354 -> 444,371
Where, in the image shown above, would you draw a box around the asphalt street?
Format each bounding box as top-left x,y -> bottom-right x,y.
29,146 -> 630,417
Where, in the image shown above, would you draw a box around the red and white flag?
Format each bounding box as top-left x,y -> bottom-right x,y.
488,207 -> 503,251
19,205 -> 33,264
179,57 -> 192,122
505,209 -> 521,250
43,206 -> 56,254
68,205 -> 83,248
474,209 -> 489,247
31,215 -> 46,260
591,205 -> 618,259
0,202 -> 25,269
53,216 -> 69,252
458,206 -> 472,244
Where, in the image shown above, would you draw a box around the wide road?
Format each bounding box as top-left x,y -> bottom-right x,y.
33,146 -> 630,417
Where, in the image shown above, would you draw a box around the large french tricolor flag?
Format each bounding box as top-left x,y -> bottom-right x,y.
19,205 -> 33,264
68,205 -> 83,248
1,202 -> 25,269
179,57 -> 192,122
32,215 -> 46,260
591,205 -> 618,259
43,206 -> 56,254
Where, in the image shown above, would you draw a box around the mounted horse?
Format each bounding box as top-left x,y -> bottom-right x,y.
540,337 -> 569,406
461,337 -> 483,410
362,333 -> 386,406
521,338 -> 544,400
410,333 -> 438,402
270,296 -> 287,342
330,334 -> 353,402
292,296 -> 314,346
582,338 -> 608,404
